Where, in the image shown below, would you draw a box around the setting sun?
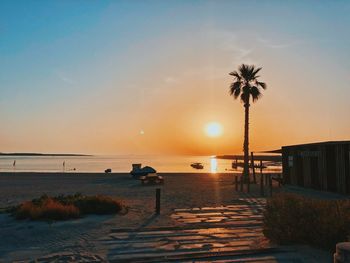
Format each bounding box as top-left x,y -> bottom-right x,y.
205,122 -> 223,138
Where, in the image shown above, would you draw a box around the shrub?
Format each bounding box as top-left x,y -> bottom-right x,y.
13,193 -> 123,221
74,195 -> 123,215
15,198 -> 80,220
263,193 -> 350,250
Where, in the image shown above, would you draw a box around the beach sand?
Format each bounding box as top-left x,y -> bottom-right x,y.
0,172 -> 244,261
0,172 -> 331,262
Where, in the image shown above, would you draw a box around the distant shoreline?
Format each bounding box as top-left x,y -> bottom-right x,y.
216,154 -> 281,162
0,153 -> 92,157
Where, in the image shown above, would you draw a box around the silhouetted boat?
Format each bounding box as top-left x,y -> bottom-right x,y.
130,164 -> 157,178
191,163 -> 204,169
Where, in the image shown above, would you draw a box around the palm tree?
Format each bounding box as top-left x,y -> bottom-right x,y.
229,64 -> 266,181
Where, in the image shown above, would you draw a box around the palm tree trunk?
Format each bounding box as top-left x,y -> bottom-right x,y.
243,99 -> 250,182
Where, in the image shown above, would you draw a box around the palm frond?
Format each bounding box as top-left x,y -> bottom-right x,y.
257,81 -> 267,89
240,92 -> 249,104
240,64 -> 260,82
239,64 -> 250,81
251,86 -> 262,102
242,85 -> 250,94
252,67 -> 262,77
229,64 -> 266,104
248,65 -> 256,80
229,71 -> 241,80
240,85 -> 250,103
230,81 -> 242,99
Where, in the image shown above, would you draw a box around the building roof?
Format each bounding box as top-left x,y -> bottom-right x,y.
282,140 -> 350,149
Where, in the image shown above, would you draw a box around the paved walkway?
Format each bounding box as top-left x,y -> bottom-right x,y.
100,198 -> 277,262
32,197 -> 330,262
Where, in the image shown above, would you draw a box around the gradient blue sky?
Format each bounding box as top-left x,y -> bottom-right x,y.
1,1 -> 349,155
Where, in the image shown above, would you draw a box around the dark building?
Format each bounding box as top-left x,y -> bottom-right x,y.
282,141 -> 350,194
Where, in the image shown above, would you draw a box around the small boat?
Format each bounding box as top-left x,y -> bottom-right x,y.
191,163 -> 204,169
130,164 -> 157,178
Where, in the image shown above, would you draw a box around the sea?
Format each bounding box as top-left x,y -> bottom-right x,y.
0,155 -> 281,173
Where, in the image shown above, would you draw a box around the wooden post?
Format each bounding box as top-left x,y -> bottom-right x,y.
247,176 -> 250,193
156,188 -> 161,214
260,170 -> 264,196
240,174 -> 243,192
269,175 -> 273,196
235,175 -> 238,191
251,152 -> 256,184
278,174 -> 282,187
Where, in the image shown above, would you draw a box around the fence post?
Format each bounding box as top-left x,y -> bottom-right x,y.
156,188 -> 161,215
235,175 -> 238,191
269,175 -> 273,197
251,152 -> 256,184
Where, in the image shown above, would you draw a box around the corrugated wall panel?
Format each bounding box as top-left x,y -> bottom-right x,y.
318,145 -> 327,190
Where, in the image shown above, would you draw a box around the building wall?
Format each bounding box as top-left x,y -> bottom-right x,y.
282,143 -> 350,195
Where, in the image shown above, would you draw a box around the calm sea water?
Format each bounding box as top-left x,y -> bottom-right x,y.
0,155 -> 281,173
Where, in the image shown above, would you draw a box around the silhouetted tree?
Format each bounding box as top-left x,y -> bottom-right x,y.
229,64 -> 266,181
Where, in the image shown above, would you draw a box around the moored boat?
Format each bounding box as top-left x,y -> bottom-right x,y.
190,163 -> 204,169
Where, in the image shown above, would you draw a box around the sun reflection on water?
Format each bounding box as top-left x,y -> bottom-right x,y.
210,157 -> 217,173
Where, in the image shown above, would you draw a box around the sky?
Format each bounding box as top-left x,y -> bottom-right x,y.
0,0 -> 350,155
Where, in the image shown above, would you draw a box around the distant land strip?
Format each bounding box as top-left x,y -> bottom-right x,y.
216,154 -> 281,162
0,153 -> 92,157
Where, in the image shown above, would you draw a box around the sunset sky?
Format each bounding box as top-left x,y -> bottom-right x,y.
1,1 -> 350,155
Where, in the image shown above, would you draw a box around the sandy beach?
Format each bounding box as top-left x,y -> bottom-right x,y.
0,172 -> 333,262
0,172 -> 246,261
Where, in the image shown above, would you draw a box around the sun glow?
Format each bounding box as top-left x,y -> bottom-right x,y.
205,122 -> 223,138
210,157 -> 218,173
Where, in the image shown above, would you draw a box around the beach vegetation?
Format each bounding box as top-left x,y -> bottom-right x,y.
263,193 -> 350,250
13,193 -> 123,221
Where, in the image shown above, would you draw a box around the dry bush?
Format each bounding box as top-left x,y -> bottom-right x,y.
13,193 -> 123,221
263,193 -> 350,249
15,198 -> 80,220
73,195 -> 123,215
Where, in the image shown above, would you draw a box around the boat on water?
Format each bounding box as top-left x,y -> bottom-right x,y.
191,162 -> 204,169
